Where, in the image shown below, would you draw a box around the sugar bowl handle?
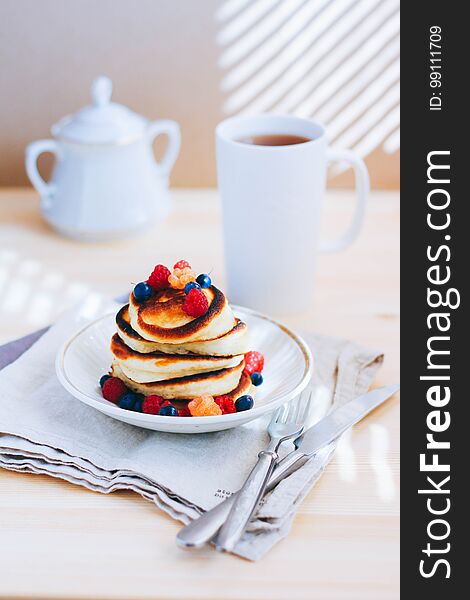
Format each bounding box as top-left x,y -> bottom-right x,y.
148,120 -> 181,179
25,139 -> 61,198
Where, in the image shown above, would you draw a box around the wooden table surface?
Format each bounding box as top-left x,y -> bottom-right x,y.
0,189 -> 400,600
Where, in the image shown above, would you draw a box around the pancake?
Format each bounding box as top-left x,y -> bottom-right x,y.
111,360 -> 250,400
128,285 -> 236,344
116,305 -> 249,356
110,333 -> 243,383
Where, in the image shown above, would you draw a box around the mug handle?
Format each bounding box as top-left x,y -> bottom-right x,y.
148,119 -> 181,178
319,148 -> 369,253
25,139 -> 61,198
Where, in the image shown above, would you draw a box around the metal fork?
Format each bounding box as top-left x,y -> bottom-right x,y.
214,394 -> 311,553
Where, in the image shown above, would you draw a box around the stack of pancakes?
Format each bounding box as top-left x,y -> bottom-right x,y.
110,286 -> 252,401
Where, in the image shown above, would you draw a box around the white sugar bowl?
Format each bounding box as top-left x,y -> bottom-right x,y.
25,76 -> 181,240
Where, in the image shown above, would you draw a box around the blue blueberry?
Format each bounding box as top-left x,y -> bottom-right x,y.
196,273 -> 212,289
99,374 -> 111,388
133,281 -> 152,302
184,281 -> 201,295
133,394 -> 145,412
159,404 -> 178,416
235,395 -> 254,412
118,392 -> 141,411
250,372 -> 263,386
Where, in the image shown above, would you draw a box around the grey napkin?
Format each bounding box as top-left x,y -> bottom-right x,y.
0,299 -> 383,560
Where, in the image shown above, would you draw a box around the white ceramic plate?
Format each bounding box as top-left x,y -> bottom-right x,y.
56,306 -> 312,434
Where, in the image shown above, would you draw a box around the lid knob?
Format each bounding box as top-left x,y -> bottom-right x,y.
51,75 -> 147,143
91,76 -> 113,107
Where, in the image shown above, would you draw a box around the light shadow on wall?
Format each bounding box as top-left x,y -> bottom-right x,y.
215,0 -> 400,166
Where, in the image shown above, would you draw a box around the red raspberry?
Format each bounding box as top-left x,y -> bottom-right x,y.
214,395 -> 236,414
174,260 -> 191,270
243,351 -> 265,376
147,264 -> 170,290
142,395 -> 164,414
178,406 -> 192,417
183,288 -> 209,317
102,377 -> 128,403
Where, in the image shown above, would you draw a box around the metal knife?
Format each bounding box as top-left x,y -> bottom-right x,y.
176,383 -> 399,549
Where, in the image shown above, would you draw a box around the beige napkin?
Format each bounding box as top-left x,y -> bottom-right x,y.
0,299 -> 383,560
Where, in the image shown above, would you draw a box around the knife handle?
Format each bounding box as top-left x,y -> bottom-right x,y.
175,449 -> 309,549
214,450 -> 277,553
176,492 -> 237,548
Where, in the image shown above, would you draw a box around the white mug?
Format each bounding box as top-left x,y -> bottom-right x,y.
216,114 -> 369,314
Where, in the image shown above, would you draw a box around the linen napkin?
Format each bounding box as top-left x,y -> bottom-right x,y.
0,297 -> 383,560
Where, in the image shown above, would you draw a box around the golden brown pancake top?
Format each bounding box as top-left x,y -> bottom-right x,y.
130,285 -> 235,341
116,304 -> 245,342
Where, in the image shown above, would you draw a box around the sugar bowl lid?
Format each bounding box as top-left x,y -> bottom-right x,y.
51,76 -> 147,144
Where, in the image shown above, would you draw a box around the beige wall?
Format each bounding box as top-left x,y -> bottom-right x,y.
0,0 -> 398,189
